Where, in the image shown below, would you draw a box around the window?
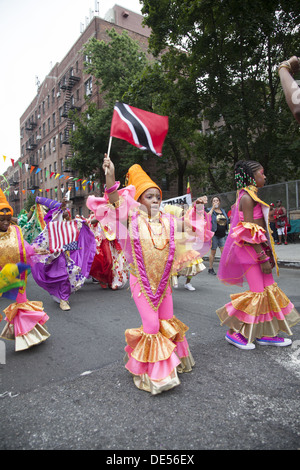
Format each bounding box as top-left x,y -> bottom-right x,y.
84,54 -> 92,66
53,112 -> 56,128
85,77 -> 92,96
48,118 -> 51,133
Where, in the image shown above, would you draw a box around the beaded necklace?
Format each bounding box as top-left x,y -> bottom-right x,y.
141,212 -> 170,251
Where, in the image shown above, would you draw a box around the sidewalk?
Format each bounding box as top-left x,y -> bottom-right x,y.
204,241 -> 300,269
272,242 -> 300,269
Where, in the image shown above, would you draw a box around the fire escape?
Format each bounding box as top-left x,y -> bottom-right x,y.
25,118 -> 39,190
60,68 -> 81,201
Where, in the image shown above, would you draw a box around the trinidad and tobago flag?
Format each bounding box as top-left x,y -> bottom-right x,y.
110,102 -> 169,156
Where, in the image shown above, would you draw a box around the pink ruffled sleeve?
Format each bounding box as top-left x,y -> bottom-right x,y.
86,185 -> 139,264
231,221 -> 268,245
87,185 -> 138,226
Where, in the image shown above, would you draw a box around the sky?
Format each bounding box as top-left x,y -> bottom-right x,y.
0,0 -> 143,175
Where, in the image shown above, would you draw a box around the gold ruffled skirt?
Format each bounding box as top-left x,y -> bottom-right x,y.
216,282 -> 300,343
124,316 -> 195,394
1,299 -> 50,351
1,322 -> 50,351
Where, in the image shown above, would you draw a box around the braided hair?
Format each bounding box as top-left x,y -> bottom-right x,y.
234,160 -> 262,190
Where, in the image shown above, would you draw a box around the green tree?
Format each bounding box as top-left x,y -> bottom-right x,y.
24,192 -> 36,212
142,0 -> 300,192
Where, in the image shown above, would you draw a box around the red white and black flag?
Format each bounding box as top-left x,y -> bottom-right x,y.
110,102 -> 169,156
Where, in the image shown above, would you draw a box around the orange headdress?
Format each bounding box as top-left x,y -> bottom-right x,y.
0,188 -> 13,216
126,164 -> 162,201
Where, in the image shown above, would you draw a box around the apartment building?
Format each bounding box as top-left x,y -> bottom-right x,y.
8,5 -> 152,217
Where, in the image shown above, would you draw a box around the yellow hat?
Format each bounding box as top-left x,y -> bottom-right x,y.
126,164 -> 162,201
0,188 -> 13,216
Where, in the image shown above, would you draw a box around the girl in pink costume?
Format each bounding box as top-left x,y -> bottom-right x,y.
87,156 -> 213,394
0,189 -> 50,351
217,160 -> 300,350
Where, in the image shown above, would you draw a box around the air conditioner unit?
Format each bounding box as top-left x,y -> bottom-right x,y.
57,92 -> 61,97
37,135 -> 42,140
37,114 -> 41,119
52,147 -> 56,152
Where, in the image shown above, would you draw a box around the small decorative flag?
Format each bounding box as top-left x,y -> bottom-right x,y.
48,220 -> 79,253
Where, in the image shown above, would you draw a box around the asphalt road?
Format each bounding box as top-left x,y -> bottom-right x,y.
1,264 -> 300,451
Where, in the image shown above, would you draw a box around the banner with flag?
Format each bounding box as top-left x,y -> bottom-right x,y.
110,102 -> 169,156
161,193 -> 192,208
48,220 -> 79,253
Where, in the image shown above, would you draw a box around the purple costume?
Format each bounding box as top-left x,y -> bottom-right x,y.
30,197 -> 96,303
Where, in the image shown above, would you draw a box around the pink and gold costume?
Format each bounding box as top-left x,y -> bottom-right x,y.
87,183 -> 213,394
217,185 -> 300,341
0,225 -> 50,351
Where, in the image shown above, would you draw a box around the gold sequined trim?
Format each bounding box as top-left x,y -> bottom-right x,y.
125,327 -> 176,363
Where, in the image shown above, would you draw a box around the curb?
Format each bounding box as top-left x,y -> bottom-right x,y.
203,256 -> 300,270
277,260 -> 300,269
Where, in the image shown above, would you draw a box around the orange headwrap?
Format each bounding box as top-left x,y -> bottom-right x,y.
0,188 -> 13,216
126,164 -> 162,201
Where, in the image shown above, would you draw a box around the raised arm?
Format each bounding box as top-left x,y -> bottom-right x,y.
102,154 -> 120,206
278,56 -> 300,124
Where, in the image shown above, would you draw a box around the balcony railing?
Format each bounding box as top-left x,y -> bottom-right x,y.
25,121 -> 37,131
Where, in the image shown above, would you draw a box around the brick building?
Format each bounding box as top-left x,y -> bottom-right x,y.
6,5 -> 162,218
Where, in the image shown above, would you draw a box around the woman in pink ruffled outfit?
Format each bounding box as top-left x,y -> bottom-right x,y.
87,156 -> 213,394
0,189 -> 50,351
217,160 -> 300,350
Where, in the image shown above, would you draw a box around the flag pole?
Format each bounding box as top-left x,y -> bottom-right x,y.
107,136 -> 112,159
105,136 -> 112,175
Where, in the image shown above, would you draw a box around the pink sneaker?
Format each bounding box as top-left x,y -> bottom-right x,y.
225,331 -> 255,350
256,336 -> 292,347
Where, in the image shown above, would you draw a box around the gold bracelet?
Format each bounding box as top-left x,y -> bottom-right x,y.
278,60 -> 293,75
